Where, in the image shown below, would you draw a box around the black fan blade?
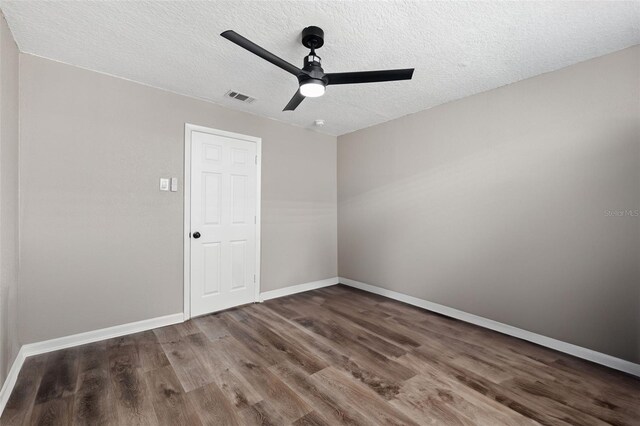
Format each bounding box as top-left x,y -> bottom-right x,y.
326,68 -> 414,85
283,89 -> 305,111
221,30 -> 302,76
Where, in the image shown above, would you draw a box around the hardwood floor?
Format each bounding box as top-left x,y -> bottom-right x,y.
2,284 -> 640,425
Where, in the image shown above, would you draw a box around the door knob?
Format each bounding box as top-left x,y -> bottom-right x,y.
192,232 -> 201,239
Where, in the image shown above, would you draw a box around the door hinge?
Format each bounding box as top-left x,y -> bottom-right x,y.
254,216 -> 256,224
253,274 -> 256,283
255,155 -> 258,165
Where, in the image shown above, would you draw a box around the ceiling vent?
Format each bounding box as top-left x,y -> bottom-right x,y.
225,90 -> 256,103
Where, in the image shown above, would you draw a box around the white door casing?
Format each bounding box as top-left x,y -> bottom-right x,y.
184,124 -> 261,319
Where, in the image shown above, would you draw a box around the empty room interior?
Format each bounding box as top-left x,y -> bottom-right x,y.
0,1 -> 639,425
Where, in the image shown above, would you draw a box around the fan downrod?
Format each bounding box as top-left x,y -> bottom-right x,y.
302,26 -> 324,49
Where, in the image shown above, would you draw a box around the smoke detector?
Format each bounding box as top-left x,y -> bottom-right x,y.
314,119 -> 325,127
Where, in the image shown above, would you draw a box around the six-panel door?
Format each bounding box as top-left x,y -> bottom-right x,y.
190,130 -> 257,317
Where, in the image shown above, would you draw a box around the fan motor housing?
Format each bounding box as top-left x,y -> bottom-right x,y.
302,26 -> 324,49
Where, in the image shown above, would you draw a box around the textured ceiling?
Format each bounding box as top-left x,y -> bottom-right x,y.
2,1 -> 639,136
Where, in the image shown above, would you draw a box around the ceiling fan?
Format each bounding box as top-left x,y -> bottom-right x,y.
221,26 -> 415,111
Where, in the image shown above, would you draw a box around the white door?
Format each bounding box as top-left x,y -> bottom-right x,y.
189,129 -> 258,317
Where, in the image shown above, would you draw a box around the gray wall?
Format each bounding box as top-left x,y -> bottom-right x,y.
19,54 -> 337,344
12,41 -> 640,366
0,12 -> 19,384
338,46 -> 640,363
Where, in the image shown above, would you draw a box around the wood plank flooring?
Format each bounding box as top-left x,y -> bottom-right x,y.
2,284 -> 640,425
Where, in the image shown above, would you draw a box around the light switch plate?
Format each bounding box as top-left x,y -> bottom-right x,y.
170,177 -> 178,192
159,178 -> 170,191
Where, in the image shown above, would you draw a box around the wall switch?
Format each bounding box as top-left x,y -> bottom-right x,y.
170,177 -> 178,192
159,178 -> 170,191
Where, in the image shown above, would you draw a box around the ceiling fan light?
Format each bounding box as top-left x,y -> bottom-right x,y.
300,81 -> 325,97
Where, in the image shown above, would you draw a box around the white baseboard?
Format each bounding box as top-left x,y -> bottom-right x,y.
260,277 -> 339,302
21,313 -> 184,357
0,347 -> 27,416
339,277 -> 640,378
0,312 -> 183,416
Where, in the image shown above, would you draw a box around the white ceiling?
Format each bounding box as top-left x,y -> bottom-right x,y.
2,1 -> 639,136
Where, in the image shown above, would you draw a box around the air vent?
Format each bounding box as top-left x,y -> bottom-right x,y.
225,90 -> 256,103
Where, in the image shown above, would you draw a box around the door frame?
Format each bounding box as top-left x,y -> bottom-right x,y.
183,123 -> 262,321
